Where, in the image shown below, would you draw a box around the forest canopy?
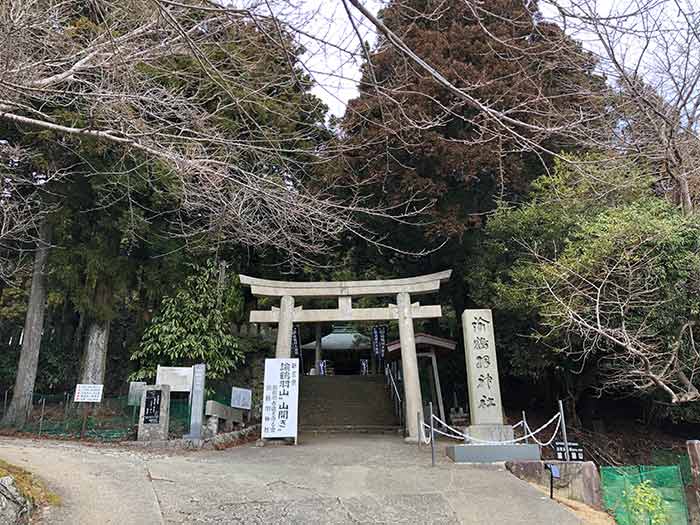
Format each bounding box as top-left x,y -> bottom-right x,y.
1,0 -> 699,431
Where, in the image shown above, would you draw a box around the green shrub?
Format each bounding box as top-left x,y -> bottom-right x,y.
626,480 -> 668,525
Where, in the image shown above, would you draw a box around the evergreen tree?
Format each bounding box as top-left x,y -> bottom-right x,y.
131,262 -> 245,381
472,154 -> 700,411
338,0 -> 603,348
0,4 -> 331,425
343,0 -> 600,242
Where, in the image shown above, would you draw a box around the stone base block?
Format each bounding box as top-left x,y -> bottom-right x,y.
466,424 -> 514,443
446,444 -> 541,463
205,400 -> 244,423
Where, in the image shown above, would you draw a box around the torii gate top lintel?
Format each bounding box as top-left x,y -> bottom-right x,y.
239,270 -> 452,299
241,270 -> 452,324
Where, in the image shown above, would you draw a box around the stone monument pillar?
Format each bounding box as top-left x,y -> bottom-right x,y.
186,363 -> 206,440
462,309 -> 513,442
276,295 -> 295,358
397,292 -> 424,442
137,385 -> 170,441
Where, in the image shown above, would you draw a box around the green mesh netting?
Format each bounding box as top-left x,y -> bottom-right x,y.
650,449 -> 693,487
17,394 -> 193,441
601,465 -> 689,525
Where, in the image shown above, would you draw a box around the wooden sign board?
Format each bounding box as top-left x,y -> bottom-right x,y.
555,442 -> 585,461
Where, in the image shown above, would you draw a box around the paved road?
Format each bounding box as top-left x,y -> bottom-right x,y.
0,434 -> 581,524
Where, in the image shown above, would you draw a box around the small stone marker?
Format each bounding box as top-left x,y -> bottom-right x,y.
138,385 -> 170,441
127,381 -> 146,406
186,364 -> 206,440
205,400 -> 244,434
462,309 -> 513,442
231,387 -> 252,410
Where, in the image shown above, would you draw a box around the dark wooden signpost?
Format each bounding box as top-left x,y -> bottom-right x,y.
555,441 -> 584,461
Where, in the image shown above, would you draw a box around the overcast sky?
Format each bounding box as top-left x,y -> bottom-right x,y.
301,0 -> 624,119
280,0 -> 381,119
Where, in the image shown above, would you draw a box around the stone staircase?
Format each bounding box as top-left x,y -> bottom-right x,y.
299,375 -> 401,433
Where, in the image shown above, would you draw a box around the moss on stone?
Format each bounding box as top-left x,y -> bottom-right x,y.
0,459 -> 61,507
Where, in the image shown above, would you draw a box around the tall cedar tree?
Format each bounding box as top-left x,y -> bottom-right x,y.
342,0 -> 600,263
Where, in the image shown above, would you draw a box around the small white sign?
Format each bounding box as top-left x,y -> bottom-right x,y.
74,384 -> 104,403
156,365 -> 194,392
261,358 -> 299,440
231,387 -> 252,410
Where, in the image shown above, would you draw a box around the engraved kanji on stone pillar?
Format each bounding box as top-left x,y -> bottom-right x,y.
463,309 -> 513,442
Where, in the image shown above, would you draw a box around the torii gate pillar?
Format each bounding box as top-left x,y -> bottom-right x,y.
397,292 -> 423,442
276,295 -> 295,359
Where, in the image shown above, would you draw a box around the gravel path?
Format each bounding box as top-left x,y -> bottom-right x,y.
0,438 -> 164,524
0,434 -> 582,524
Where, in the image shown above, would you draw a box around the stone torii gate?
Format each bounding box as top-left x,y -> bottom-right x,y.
240,270 -> 452,442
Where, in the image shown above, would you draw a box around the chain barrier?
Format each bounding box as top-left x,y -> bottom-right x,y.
421,411 -> 562,446
523,414 -> 562,447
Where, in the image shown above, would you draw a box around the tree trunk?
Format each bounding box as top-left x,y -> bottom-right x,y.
79,282 -> 113,385
1,222 -> 51,428
80,319 -> 110,384
678,175 -> 693,216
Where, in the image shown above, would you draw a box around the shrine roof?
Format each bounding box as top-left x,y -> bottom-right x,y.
300,326 -> 371,351
386,333 -> 457,355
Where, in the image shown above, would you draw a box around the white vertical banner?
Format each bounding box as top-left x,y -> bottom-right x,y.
261,358 -> 299,439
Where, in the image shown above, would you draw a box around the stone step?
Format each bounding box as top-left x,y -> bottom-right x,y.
298,374 -> 399,431
299,411 -> 396,420
300,425 -> 402,434
301,404 -> 394,411
302,375 -> 386,380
